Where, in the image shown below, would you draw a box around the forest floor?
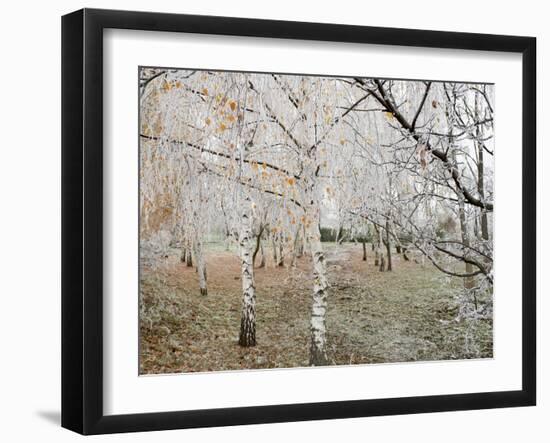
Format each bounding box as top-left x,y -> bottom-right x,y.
139,243 -> 493,374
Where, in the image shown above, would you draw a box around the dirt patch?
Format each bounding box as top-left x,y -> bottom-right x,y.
139,243 -> 492,374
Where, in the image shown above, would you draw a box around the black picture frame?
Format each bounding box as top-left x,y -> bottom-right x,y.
62,8 -> 536,435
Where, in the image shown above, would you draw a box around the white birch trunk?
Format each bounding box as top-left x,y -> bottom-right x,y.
374,226 -> 383,269
278,240 -> 285,267
291,224 -> 301,268
238,194 -> 256,347
193,237 -> 207,296
458,191 -> 474,289
306,204 -> 329,366
385,217 -> 393,271
271,234 -> 278,267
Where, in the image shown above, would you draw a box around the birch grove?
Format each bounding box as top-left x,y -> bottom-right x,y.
139,67 -> 494,371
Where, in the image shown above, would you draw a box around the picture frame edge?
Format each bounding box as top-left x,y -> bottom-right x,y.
61,8 -> 537,435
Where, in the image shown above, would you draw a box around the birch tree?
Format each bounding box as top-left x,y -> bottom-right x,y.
139,67 -> 495,363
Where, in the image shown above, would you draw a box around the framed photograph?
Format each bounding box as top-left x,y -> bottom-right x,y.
62,8 -> 536,435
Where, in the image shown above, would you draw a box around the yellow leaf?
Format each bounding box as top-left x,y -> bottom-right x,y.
205,117 -> 212,126
202,88 -> 209,96
228,101 -> 237,111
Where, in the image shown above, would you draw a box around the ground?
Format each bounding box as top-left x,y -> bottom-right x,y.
139,242 -> 493,374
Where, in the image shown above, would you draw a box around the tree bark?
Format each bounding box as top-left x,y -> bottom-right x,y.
336,225 -> 345,245
307,205 -> 329,366
271,234 -> 278,266
193,238 -> 207,295
185,245 -> 193,267
291,225 -> 301,267
450,130 -> 474,289
477,153 -> 489,240
385,217 -> 393,271
362,238 -> 367,261
374,225 -> 382,267
379,254 -> 386,272
297,224 -> 306,257
278,240 -> 284,267
474,91 -> 490,242
252,225 -> 264,268
458,192 -> 474,289
238,195 -> 256,347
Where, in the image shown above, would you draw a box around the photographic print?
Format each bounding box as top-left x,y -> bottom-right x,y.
138,68 -> 494,375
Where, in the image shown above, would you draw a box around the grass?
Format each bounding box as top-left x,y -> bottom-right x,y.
139,242 -> 493,374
